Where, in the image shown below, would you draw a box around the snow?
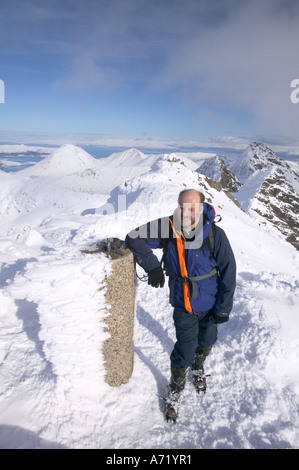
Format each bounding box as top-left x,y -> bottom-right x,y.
234,168 -> 272,211
0,145 -> 299,449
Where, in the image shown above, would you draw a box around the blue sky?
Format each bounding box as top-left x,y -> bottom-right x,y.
1,0 -> 299,154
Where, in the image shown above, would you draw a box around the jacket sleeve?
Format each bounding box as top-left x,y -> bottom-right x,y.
213,226 -> 236,314
125,217 -> 169,272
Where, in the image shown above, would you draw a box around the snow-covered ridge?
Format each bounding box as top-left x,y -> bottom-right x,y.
198,142 -> 299,250
250,166 -> 299,248
228,141 -> 296,182
98,147 -> 151,167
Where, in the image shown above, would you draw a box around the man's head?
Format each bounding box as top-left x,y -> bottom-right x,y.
178,189 -> 205,232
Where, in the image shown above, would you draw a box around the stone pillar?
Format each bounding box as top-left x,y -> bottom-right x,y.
101,239 -> 135,387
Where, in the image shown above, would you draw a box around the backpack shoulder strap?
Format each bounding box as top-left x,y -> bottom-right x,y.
206,214 -> 221,260
206,222 -> 215,260
161,216 -> 173,269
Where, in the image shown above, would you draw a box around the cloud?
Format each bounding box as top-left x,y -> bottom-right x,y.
50,0 -> 190,91
2,0 -> 299,139
154,0 -> 299,136
52,54 -> 121,92
26,1 -> 246,92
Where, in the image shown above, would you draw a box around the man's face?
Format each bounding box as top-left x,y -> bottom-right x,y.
179,192 -> 203,231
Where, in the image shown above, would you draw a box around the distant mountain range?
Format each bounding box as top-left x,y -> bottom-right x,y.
15,141 -> 299,251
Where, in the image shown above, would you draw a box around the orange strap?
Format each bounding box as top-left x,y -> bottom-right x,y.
169,218 -> 193,313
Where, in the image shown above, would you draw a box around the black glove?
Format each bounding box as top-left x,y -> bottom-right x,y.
213,311 -> 229,324
147,266 -> 165,288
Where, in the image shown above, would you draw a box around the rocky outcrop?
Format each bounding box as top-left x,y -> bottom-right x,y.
198,156 -> 242,192
251,168 -> 299,250
91,238 -> 136,387
198,142 -> 299,250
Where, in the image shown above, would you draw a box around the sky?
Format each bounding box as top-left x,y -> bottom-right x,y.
1,0 -> 299,155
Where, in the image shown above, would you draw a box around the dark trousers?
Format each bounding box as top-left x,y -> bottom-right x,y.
170,309 -> 217,369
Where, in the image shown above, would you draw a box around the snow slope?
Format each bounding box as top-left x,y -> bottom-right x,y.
0,147 -> 299,449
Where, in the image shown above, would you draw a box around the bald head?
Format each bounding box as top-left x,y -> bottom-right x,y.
178,189 -> 205,205
178,189 -> 205,232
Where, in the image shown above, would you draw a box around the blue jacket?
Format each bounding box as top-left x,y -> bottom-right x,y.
126,203 -> 236,318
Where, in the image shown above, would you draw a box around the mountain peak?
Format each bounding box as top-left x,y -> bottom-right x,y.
20,144 -> 97,177
101,148 -> 148,167
246,141 -> 283,168
226,141 -> 286,183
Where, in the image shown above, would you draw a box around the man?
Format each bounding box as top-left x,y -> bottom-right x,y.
125,189 -> 236,422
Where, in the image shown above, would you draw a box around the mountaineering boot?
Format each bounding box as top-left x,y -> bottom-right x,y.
192,368 -> 207,393
191,345 -> 211,393
164,365 -> 188,422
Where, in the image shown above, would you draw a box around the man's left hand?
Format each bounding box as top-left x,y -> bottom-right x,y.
213,311 -> 229,324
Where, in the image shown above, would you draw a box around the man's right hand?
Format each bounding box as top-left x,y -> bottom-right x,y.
147,266 -> 165,288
